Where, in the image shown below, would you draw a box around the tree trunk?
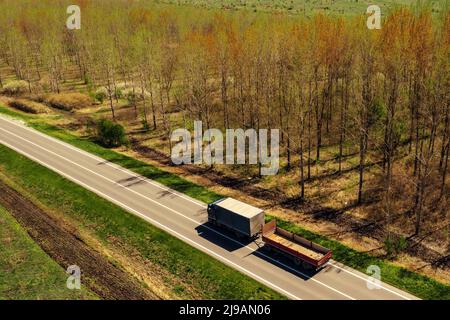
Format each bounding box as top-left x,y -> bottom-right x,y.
148,80 -> 157,130
439,105 -> 449,170
314,67 -> 323,174
221,67 -> 229,129
299,121 -> 305,199
440,140 -> 449,199
338,75 -> 346,173
307,81 -> 312,180
109,93 -> 116,121
358,129 -> 367,204
140,78 -> 148,127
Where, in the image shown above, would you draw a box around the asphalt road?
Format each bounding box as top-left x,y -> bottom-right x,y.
0,115 -> 419,300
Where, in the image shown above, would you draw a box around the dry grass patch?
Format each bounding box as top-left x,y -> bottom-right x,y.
45,93 -> 93,111
8,99 -> 49,114
1,80 -> 29,96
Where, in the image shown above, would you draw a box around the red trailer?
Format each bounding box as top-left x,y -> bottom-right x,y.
262,220 -> 332,270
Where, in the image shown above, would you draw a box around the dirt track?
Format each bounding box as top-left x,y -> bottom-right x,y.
0,180 -> 158,300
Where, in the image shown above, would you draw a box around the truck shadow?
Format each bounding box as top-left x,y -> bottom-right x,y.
250,246 -> 323,281
195,222 -> 251,252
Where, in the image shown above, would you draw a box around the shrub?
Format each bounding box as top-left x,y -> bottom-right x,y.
45,93 -> 93,111
93,87 -> 108,104
8,99 -> 49,114
141,117 -> 150,132
84,76 -> 93,92
369,97 -> 386,126
384,234 -> 408,258
114,87 -> 123,100
96,119 -> 127,147
1,80 -> 29,96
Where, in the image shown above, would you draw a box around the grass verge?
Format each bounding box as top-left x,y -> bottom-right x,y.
0,205 -> 96,300
0,143 -> 284,299
0,105 -> 449,299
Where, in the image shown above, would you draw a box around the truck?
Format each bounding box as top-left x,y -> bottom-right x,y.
262,219 -> 332,270
207,197 -> 265,239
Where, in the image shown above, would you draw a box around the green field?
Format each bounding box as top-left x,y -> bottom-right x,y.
0,205 -> 96,300
159,0 -> 445,15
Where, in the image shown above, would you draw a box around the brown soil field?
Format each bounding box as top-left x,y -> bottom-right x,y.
0,179 -> 158,300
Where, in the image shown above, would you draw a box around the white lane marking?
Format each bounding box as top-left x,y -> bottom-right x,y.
328,261 -> 414,300
0,115 -> 206,208
0,125 -> 357,300
0,137 -> 302,301
0,116 -> 412,298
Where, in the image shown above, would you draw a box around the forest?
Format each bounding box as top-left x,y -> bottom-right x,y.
0,0 -> 448,282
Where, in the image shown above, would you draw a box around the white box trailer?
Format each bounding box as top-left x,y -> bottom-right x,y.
207,197 -> 265,238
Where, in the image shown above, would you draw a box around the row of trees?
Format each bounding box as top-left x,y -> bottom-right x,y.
0,0 -> 448,235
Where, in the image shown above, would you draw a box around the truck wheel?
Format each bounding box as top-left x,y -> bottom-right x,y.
294,258 -> 302,266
